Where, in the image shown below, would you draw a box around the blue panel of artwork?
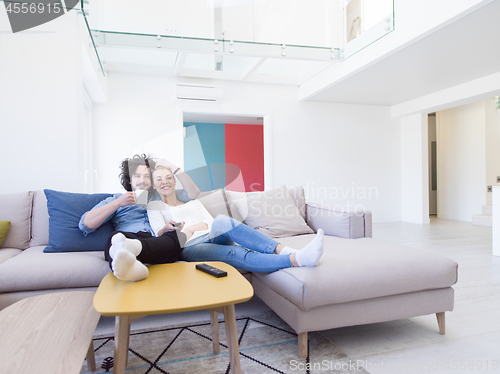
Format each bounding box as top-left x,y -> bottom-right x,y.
183,123 -> 226,191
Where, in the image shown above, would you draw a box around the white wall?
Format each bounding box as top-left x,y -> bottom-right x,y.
437,101 -> 486,221
0,2 -> 401,222
493,186 -> 500,256
485,97 -> 500,205
363,0 -> 393,31
0,12 -> 86,194
247,0 -> 338,46
400,113 -> 429,224
91,0 -> 213,38
92,0 -> 338,47
92,72 -> 401,222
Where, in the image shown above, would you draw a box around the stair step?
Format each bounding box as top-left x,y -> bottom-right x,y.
472,214 -> 492,227
482,205 -> 492,216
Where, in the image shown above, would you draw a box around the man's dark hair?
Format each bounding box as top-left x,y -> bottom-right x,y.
119,154 -> 157,191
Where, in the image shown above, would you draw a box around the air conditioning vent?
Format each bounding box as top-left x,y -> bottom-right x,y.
176,84 -> 223,103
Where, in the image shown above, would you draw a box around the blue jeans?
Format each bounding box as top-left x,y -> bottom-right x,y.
181,215 -> 292,273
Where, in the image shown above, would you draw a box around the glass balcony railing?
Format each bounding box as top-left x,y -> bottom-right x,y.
1,0 -> 395,83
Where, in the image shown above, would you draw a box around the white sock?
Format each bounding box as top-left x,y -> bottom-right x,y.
109,233 -> 142,259
279,246 -> 298,255
111,250 -> 149,281
295,229 -> 324,267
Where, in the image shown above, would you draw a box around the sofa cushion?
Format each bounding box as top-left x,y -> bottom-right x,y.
197,189 -> 230,218
226,185 -> 314,238
0,248 -> 22,266
306,204 -> 368,239
253,235 -> 458,311
0,246 -> 110,292
0,192 -> 32,250
30,191 -> 49,247
287,186 -> 307,221
228,202 -> 245,222
0,221 -> 10,246
197,189 -> 245,222
43,190 -> 114,253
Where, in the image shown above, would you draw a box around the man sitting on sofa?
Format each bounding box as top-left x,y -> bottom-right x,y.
78,154 -> 200,281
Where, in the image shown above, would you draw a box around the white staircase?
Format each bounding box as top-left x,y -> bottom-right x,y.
472,205 -> 492,226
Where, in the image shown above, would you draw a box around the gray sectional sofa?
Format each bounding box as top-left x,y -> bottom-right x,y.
0,187 -> 458,357
0,191 -> 110,309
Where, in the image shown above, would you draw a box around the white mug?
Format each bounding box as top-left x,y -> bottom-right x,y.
134,190 -> 148,205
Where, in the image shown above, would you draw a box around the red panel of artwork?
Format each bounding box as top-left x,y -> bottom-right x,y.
225,124 -> 264,192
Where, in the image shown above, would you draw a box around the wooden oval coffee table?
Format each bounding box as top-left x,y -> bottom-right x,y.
93,261 -> 254,374
0,291 -> 99,374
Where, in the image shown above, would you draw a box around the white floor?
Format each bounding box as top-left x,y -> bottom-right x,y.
94,218 -> 500,373
318,218 -> 500,374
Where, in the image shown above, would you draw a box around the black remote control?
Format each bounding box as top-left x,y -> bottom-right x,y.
196,263 -> 228,278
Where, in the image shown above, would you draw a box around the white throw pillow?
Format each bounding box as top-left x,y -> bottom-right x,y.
197,189 -> 230,218
287,186 -> 307,221
225,190 -> 253,219
226,185 -> 314,238
197,189 -> 245,222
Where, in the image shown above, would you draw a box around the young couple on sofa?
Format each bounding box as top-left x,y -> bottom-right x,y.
79,154 -> 324,281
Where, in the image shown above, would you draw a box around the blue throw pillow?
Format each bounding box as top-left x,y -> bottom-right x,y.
43,189 -> 114,253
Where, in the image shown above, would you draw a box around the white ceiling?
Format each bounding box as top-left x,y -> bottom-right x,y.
99,44 -> 336,86
305,0 -> 500,106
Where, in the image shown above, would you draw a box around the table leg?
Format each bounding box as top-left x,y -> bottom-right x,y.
114,316 -> 131,374
223,304 -> 241,374
87,339 -> 96,371
210,310 -> 220,354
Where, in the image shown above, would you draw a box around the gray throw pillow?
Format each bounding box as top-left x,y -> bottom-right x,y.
197,189 -> 230,218
226,185 -> 314,238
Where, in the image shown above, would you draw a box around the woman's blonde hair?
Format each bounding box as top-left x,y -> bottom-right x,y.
153,165 -> 174,177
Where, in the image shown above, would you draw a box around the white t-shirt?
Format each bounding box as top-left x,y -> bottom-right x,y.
147,199 -> 214,242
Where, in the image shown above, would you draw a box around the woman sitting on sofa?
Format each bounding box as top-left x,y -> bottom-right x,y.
109,165 -> 324,281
